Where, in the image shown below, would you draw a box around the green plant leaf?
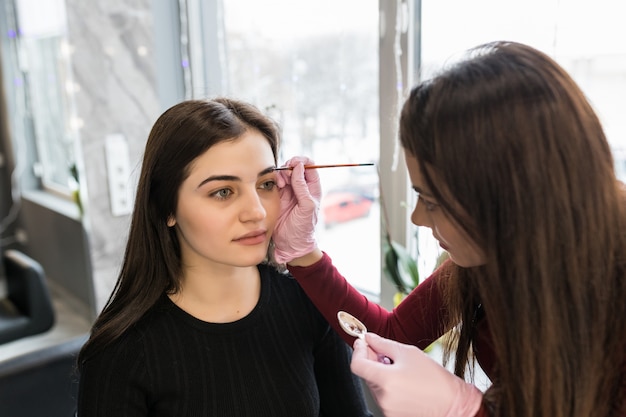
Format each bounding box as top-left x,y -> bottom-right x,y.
382,238 -> 420,294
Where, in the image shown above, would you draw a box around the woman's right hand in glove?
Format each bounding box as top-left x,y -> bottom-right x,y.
351,333 -> 483,417
273,156 -> 322,264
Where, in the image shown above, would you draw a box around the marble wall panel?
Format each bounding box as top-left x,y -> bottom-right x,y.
65,0 -> 161,310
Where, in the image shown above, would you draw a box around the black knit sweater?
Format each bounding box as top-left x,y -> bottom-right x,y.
77,264 -> 372,417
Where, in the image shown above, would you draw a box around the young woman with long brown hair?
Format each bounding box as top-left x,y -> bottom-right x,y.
76,97 -> 372,417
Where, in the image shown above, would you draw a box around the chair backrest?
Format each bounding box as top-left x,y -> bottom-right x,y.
0,249 -> 55,344
0,333 -> 87,417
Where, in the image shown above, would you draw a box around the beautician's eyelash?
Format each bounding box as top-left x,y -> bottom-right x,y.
415,193 -> 439,212
422,198 -> 439,212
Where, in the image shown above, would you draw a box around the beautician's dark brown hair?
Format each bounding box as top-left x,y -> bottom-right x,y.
400,41 -> 626,416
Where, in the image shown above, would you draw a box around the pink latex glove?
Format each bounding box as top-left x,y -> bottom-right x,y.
351,333 -> 483,417
273,156 -> 322,264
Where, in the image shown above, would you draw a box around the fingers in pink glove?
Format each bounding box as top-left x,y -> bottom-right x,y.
352,336 -> 393,364
275,156 -> 316,188
351,333 -> 400,379
272,155 -> 321,264
289,163 -> 321,204
352,338 -> 378,363
352,333 -> 483,417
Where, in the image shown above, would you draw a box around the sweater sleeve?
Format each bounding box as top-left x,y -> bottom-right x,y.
288,252 -> 449,350
474,405 -> 491,417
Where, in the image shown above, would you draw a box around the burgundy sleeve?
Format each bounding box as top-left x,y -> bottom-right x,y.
288,252 -> 450,349
473,405 -> 491,417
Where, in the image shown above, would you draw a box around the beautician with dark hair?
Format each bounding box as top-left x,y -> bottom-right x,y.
274,41 -> 626,417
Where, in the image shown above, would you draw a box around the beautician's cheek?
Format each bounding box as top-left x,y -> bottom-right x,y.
456,242 -> 488,268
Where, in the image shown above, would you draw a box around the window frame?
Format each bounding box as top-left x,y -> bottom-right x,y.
171,0 -> 420,308
0,0 -> 79,200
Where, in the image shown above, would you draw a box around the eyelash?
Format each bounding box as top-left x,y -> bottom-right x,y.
259,179 -> 277,191
417,195 -> 439,212
210,188 -> 233,200
424,200 -> 439,212
209,180 -> 277,201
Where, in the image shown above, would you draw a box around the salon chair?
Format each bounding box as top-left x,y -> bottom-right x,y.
0,333 -> 87,417
0,249 -> 55,345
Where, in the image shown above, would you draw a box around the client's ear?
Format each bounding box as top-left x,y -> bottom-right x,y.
167,215 -> 176,227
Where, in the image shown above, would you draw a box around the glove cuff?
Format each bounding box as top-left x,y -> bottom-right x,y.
273,242 -> 317,264
446,383 -> 483,417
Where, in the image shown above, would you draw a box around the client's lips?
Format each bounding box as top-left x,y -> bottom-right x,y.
234,230 -> 267,245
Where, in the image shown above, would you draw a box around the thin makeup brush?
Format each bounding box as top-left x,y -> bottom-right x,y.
274,163 -> 374,171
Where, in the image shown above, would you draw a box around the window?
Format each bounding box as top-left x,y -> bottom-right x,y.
1,0 -> 78,197
420,0 -> 626,175
185,0 -> 386,298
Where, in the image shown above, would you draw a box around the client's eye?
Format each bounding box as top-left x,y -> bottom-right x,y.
260,180 -> 277,191
211,188 -> 234,200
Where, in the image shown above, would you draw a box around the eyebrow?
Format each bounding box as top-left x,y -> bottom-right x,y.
196,165 -> 277,189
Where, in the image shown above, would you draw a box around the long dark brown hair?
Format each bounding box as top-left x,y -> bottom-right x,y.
78,97 -> 280,365
400,41 -> 626,416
